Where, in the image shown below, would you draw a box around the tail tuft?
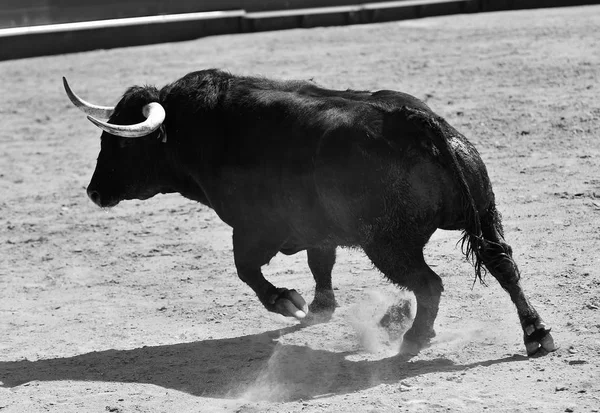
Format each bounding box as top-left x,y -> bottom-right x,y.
460,231 -> 487,285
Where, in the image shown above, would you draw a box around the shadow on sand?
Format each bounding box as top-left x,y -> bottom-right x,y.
0,326 -> 527,401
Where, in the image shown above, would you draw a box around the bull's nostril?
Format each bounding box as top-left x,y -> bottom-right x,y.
87,188 -> 102,206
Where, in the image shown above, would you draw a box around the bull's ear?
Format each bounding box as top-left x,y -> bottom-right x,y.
158,125 -> 167,143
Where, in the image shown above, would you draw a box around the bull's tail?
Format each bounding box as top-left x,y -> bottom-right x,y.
401,106 -> 487,282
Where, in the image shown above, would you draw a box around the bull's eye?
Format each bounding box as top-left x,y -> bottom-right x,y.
109,130 -> 138,148
118,137 -> 134,149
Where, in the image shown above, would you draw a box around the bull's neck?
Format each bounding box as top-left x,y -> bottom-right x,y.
163,140 -> 211,206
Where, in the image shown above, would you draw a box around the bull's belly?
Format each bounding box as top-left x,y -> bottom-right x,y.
278,214 -> 360,255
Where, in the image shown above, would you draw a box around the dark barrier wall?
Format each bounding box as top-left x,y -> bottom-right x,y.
2,0 -> 599,60
3,0 -> 599,28
0,0 -> 396,29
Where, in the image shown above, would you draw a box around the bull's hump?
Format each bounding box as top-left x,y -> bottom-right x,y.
370,90 -> 431,112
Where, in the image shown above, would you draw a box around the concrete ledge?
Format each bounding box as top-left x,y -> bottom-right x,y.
0,10 -> 245,37
364,0 -> 473,22
242,0 -> 474,32
479,0 -> 599,11
244,5 -> 365,31
0,10 -> 244,60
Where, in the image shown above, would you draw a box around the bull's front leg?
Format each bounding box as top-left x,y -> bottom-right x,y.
307,247 -> 338,315
233,229 -> 308,319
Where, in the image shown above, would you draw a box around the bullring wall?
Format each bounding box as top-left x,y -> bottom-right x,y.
1,0 -> 598,60
1,0 -> 398,28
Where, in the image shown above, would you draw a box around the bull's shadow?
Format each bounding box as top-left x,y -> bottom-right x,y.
0,326 -> 526,401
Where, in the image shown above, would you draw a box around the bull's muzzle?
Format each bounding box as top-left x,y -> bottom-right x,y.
86,186 -> 119,208
87,187 -> 102,207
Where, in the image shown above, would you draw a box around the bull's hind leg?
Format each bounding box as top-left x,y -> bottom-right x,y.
363,238 -> 443,355
399,262 -> 444,355
479,206 -> 557,356
307,247 -> 338,316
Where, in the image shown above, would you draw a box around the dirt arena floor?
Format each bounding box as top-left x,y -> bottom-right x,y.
1,5 -> 599,412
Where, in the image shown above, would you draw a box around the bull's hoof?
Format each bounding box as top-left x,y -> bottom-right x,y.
272,288 -> 308,320
308,290 -> 337,314
524,321 -> 557,356
399,325 -> 435,356
399,337 -> 430,356
303,293 -> 337,325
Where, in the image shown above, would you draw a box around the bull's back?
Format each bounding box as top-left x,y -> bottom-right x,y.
196,77 -> 491,241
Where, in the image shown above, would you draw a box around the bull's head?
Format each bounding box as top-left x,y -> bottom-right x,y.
64,78 -> 169,208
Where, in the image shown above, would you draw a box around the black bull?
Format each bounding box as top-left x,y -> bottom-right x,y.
64,69 -> 556,356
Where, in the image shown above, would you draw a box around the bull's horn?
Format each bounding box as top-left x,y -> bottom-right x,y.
63,77 -> 115,119
87,102 -> 166,138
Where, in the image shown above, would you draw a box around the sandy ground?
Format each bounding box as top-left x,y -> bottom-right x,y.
1,5 -> 599,412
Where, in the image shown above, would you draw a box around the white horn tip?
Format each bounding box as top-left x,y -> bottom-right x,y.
63,76 -> 115,119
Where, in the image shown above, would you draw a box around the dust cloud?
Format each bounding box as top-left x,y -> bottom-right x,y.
236,289 -> 416,401
347,289 -> 415,355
